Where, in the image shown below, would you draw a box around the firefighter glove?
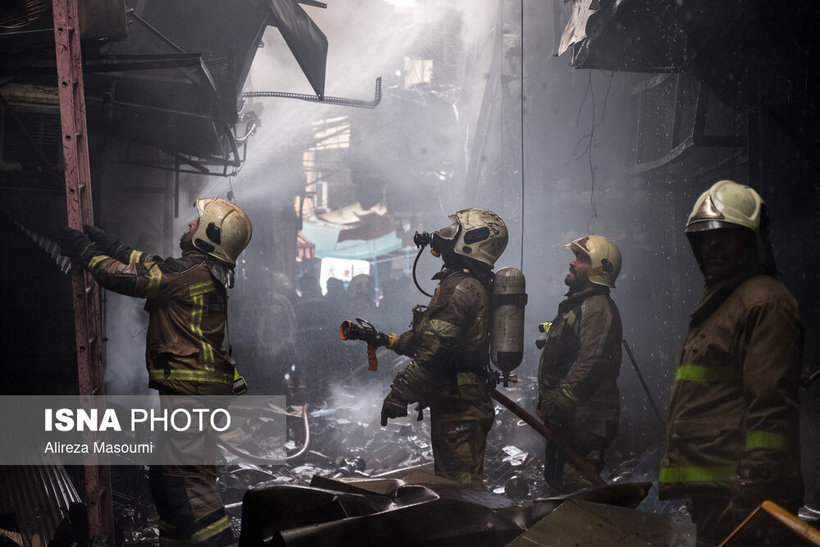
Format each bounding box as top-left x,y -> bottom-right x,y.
539,387 -> 575,427
360,328 -> 395,348
374,332 -> 397,348
83,225 -> 120,255
60,227 -> 94,259
380,389 -> 408,426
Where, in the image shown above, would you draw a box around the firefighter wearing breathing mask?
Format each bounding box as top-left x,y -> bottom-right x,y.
378,208 -> 508,486
659,180 -> 803,546
60,198 -> 252,547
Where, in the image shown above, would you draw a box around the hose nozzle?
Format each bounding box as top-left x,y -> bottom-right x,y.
339,320 -> 362,341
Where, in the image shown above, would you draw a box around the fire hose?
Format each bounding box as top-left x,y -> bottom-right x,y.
489,389 -> 606,488
339,318 -> 606,487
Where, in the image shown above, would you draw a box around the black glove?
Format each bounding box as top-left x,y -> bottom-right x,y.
380,389 -> 408,426
359,328 -> 394,348
83,225 -> 120,255
59,227 -> 93,259
539,387 -> 576,427
373,331 -> 395,348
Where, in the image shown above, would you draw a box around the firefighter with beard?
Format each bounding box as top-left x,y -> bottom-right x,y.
537,235 -> 623,495
659,180 -> 803,546
377,208 -> 508,486
60,198 -> 252,547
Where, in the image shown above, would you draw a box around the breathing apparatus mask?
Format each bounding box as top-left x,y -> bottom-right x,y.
414,221 -> 459,259
411,209 -> 525,387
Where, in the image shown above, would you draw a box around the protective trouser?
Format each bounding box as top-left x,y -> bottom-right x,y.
149,465 -> 235,547
429,383 -> 494,486
149,394 -> 234,546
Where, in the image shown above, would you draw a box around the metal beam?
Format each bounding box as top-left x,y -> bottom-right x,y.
52,0 -> 114,542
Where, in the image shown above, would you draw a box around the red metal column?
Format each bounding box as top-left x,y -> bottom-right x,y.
52,0 -> 114,542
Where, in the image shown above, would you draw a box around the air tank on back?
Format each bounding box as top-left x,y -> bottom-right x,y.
490,267 -> 527,378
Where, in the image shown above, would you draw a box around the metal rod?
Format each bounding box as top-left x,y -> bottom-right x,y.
127,9 -> 187,53
622,339 -> 665,428
241,77 -> 382,109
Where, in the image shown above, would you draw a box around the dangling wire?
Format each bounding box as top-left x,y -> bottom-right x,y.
519,0 -> 526,272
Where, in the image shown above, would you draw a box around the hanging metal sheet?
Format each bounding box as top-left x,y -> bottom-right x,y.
267,0 -> 328,99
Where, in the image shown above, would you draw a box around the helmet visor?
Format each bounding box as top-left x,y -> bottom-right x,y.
431,221 -> 460,256
685,219 -> 736,233
434,221 -> 460,242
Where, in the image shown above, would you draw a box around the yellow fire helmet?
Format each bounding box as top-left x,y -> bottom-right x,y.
192,198 -> 252,266
442,208 -> 508,268
566,235 -> 622,288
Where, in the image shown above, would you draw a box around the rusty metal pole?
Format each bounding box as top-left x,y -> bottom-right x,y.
52,0 -> 114,542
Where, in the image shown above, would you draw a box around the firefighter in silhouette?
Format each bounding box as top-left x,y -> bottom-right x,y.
376,208 -> 508,486
60,198 -> 252,547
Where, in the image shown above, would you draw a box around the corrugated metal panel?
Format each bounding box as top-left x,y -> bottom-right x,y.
0,466 -> 82,547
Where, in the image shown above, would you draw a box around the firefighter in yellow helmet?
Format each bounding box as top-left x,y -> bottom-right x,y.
537,234 -> 623,495
659,180 -> 803,546
378,208 -> 508,486
60,198 -> 252,547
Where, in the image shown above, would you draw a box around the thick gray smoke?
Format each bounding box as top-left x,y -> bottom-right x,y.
111,0 -> 702,463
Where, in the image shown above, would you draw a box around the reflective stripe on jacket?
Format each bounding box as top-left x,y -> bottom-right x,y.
391,267 -> 490,404
659,274 -> 803,499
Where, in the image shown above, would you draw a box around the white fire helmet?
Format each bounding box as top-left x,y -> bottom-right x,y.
192,198 -> 252,266
685,179 -> 773,272
435,208 -> 508,268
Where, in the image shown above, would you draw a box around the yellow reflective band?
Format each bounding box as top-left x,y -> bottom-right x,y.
675,364 -> 741,382
189,280 -> 215,297
189,293 -> 214,368
457,372 -> 479,386
746,430 -> 790,451
560,386 -> 576,402
128,250 -> 143,264
425,318 -> 461,339
190,516 -> 230,544
456,471 -> 473,485
158,520 -> 186,547
147,264 -> 162,298
659,465 -> 736,484
88,255 -> 108,269
148,369 -> 232,384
